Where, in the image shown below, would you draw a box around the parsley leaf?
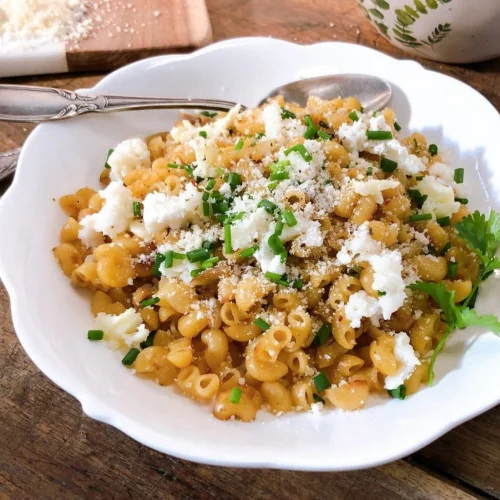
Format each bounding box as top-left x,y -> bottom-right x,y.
408,281 -> 458,325
409,281 -> 500,384
456,210 -> 500,264
457,308 -> 500,334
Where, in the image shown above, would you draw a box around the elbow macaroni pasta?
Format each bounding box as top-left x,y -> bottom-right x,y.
54,95 -> 475,421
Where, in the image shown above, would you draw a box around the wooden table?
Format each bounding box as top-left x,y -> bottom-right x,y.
1,1 -> 499,498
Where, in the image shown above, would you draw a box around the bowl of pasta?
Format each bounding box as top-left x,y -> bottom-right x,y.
1,37 -> 500,471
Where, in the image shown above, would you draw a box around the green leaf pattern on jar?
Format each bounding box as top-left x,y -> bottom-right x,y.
356,0 -> 453,49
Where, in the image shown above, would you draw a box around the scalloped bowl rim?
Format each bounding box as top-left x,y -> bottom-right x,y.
1,37 -> 500,471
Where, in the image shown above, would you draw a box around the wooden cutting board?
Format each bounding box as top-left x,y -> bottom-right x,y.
0,0 -> 212,78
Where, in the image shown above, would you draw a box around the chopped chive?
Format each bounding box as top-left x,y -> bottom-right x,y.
140,331 -> 156,349
372,111 -> 379,117
349,110 -> 359,122
366,130 -> 393,140
394,121 -> 402,131
264,271 -> 284,283
205,178 -> 216,191
366,166 -> 373,176
279,250 -> 287,263
122,348 -> 140,366
224,224 -> 232,254
257,199 -> 279,214
240,245 -> 259,259
409,213 -> 432,222
87,329 -> 104,341
186,248 -> 211,263
313,394 -> 325,404
201,256 -> 219,269
268,181 -> 279,191
255,132 -> 265,139
291,278 -> 304,289
447,261 -> 458,278
132,201 -> 142,217
441,242 -> 452,255
281,108 -> 296,119
284,143 -> 312,162
454,168 -> 464,184
282,208 -> 297,227
416,175 -> 424,181
199,130 -> 207,138
269,160 -> 290,173
234,138 -> 244,150
210,190 -> 223,201
227,172 -> 242,190
347,265 -> 362,278
172,252 -> 185,259
313,323 -> 332,347
268,234 -> 285,255
254,318 -> 270,331
313,372 -> 331,393
202,191 -> 210,201
436,216 -> 450,227
164,250 -> 174,268
212,201 -> 229,214
317,130 -> 330,141
269,171 -> 289,181
153,253 -> 165,277
202,240 -> 216,251
167,163 -> 194,177
387,385 -> 406,400
428,144 -> 438,156
229,386 -> 243,404
190,269 -> 204,278
140,297 -> 160,308
408,189 -> 427,209
200,110 -> 217,118
455,197 -> 469,205
203,201 -> 210,216
274,217 -> 284,236
380,156 -> 398,173
104,148 -> 114,168
378,291 -> 387,296
303,115 -> 319,139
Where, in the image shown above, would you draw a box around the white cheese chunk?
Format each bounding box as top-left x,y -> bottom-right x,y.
261,101 -> 283,139
352,179 -> 400,204
107,138 -> 151,181
369,250 -> 406,320
79,181 -> 134,247
338,113 -> 425,175
384,332 -> 420,390
417,175 -> 460,218
255,239 -> 286,275
142,183 -> 204,235
93,308 -> 149,350
345,291 -> 380,328
338,223 -> 406,326
336,222 -> 382,265
231,207 -> 273,251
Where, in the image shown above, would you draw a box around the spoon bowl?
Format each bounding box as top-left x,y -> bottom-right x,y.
261,74 -> 392,111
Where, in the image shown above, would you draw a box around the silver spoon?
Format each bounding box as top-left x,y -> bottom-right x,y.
0,74 -> 391,181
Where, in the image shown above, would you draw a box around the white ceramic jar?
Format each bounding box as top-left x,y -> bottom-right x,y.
357,0 -> 500,63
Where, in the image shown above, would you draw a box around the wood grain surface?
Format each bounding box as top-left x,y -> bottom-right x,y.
1,0 -> 500,498
66,0 -> 212,72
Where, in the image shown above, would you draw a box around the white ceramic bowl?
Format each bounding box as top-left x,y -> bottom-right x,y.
1,38 -> 500,471
357,0 -> 500,63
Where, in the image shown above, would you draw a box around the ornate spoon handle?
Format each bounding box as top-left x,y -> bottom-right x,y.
0,85 -> 240,123
0,148 -> 20,182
